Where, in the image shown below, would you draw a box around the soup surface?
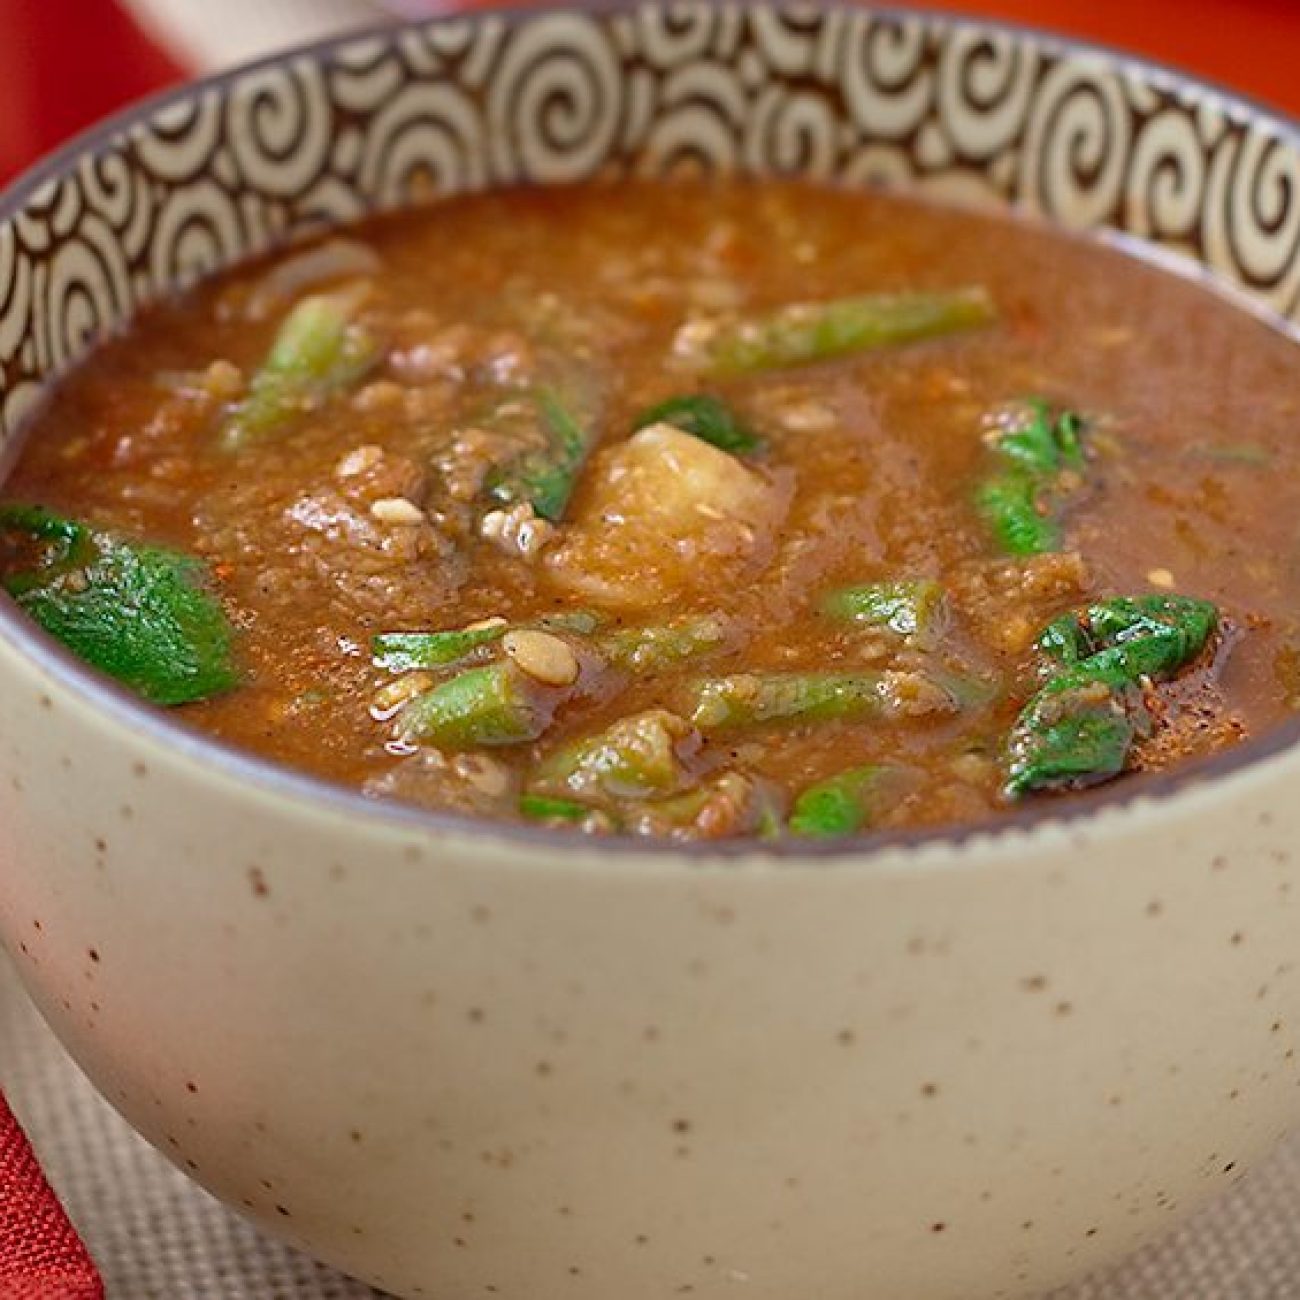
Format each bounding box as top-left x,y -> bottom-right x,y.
3,181 -> 1299,840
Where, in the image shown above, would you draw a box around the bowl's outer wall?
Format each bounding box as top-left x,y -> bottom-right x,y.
4,5 -> 1300,1299
5,602 -> 1300,1300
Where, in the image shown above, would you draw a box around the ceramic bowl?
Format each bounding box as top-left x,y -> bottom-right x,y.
4,6 -> 1300,1298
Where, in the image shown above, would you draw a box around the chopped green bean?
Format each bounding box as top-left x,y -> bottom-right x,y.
820,579 -> 948,647
687,672 -> 887,730
993,399 -> 1085,476
540,610 -> 603,636
520,793 -> 594,823
0,504 -> 240,705
929,667 -> 1000,711
789,764 -> 914,837
220,288 -> 380,450
687,669 -> 975,731
633,772 -> 784,839
397,662 -> 561,748
373,625 -> 506,672
600,615 -> 734,674
678,288 -> 996,377
632,394 -> 762,453
976,470 -> 1062,557
534,710 -> 694,799
373,611 -> 601,674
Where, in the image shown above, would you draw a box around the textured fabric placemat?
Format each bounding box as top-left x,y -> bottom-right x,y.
5,953 -> 1300,1300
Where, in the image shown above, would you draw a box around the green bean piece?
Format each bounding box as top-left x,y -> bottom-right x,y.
220,288 -> 380,450
975,471 -> 1062,557
993,399 -> 1085,476
929,667 -> 1001,711
688,672 -> 888,730
0,504 -> 240,705
1005,593 -> 1220,797
689,669 -> 978,731
534,710 -> 695,799
519,793 -> 594,824
976,399 -> 1088,557
600,615 -> 734,674
679,288 -> 996,377
634,772 -> 784,839
397,662 -> 561,748
485,376 -> 601,523
820,579 -> 949,648
539,610 -> 603,636
632,394 -> 762,454
789,764 -> 913,837
374,611 -> 601,676
373,625 -> 506,672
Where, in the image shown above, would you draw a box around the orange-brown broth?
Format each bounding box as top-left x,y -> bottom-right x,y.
6,180 -> 1300,836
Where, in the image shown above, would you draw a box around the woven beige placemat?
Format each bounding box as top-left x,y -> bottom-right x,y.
4,953 -> 1300,1299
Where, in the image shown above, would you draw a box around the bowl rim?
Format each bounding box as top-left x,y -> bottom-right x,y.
2,0 -> 1298,865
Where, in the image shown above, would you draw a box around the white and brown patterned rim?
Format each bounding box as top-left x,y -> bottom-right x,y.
1,0 -> 1298,860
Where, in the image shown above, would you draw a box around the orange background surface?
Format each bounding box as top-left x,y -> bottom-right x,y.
1,0 -> 1298,182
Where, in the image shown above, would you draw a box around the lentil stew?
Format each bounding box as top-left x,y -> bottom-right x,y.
3,180 -> 1298,840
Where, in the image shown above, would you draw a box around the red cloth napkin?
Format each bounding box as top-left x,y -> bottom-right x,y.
0,1093 -> 103,1300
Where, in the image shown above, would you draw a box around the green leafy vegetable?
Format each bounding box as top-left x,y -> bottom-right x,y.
0,504 -> 240,705
976,398 -> 1089,557
1006,677 -> 1135,796
632,394 -> 762,453
220,287 -> 380,450
1035,595 -> 1219,681
677,288 -> 996,377
485,376 -> 601,523
1006,593 -> 1220,797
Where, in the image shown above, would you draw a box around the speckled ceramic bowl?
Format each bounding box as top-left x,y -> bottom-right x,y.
4,5 -> 1300,1298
